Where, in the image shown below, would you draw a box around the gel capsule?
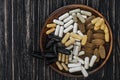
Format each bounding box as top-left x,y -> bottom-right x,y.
53,19 -> 64,25
61,33 -> 70,44
84,57 -> 89,69
54,25 -> 60,36
65,38 -> 75,46
77,13 -> 85,23
78,51 -> 85,56
46,28 -> 55,35
59,13 -> 69,20
64,20 -> 74,28
72,13 -> 78,22
63,15 -> 73,23
68,63 -> 81,68
73,56 -> 84,64
70,32 -> 82,40
73,45 -> 79,56
81,66 -> 88,77
59,26 -> 64,37
89,55 -> 97,67
56,61 -> 63,70
77,30 -> 84,37
73,23 -> 78,33
47,23 -> 56,28
61,63 -> 69,71
64,25 -> 73,33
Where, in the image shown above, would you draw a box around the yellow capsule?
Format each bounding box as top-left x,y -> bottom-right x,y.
95,18 -> 104,27
61,63 -> 69,71
62,54 -> 65,63
65,55 -> 69,64
100,23 -> 105,30
105,33 -> 109,42
70,32 -> 82,40
94,26 -> 100,31
58,53 -> 62,61
81,35 -> 88,45
61,33 -> 70,44
104,25 -> 109,33
91,17 -> 100,24
56,61 -> 63,70
46,28 -> 55,35
65,38 -> 75,46
47,23 -> 56,28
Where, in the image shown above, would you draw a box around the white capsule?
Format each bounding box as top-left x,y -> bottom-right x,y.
68,63 -> 81,68
69,9 -> 81,14
64,20 -> 74,28
81,66 -> 88,77
89,55 -> 97,67
59,26 -> 64,37
54,25 -> 60,36
77,13 -> 85,23
75,39 -> 80,42
81,15 -> 87,18
69,66 -> 82,73
81,10 -> 92,16
72,13 -> 78,22
78,51 -> 85,56
84,57 -> 89,69
72,45 -> 79,56
58,13 -> 69,20
64,25 -> 73,33
53,19 -> 64,25
73,56 -> 84,64
69,59 -> 78,63
73,23 -> 78,33
69,53 -> 73,61
66,45 -> 73,50
77,30 -> 84,37
63,15 -> 73,23
74,41 -> 81,47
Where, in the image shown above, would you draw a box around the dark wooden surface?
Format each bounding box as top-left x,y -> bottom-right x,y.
0,0 -> 119,80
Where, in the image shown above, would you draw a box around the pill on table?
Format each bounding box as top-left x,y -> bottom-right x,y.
65,38 -> 75,46
47,23 -> 56,28
66,45 -> 73,50
81,10 -> 92,16
46,28 -> 55,35
85,15 -> 95,25
70,32 -> 82,40
73,23 -> 78,33
105,32 -> 109,42
99,45 -> 106,59
73,45 -> 80,56
89,55 -> 97,67
58,53 -> 62,61
81,66 -> 88,77
69,66 -> 82,73
77,30 -> 84,37
65,55 -> 69,64
72,13 -> 78,22
73,56 -> 84,64
54,25 -> 60,36
81,15 -> 87,18
81,35 -> 87,45
59,13 -> 69,20
68,63 -> 81,68
78,51 -> 85,56
64,25 -> 73,33
91,17 -> 100,24
64,20 -> 74,28
56,61 -> 63,70
61,63 -> 69,71
95,18 -> 104,27
62,54 -> 65,62
77,13 -> 85,23
63,15 -> 73,23
59,26 -> 64,37
69,9 -> 81,14
53,19 -> 64,25
61,33 -> 70,44
84,57 -> 89,69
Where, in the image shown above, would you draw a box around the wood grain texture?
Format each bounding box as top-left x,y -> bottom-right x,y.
0,0 -> 119,80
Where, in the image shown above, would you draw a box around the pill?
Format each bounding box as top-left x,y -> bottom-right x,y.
95,18 -> 104,27
77,30 -> 84,37
99,45 -> 106,59
69,53 -> 73,61
78,51 -> 85,56
77,13 -> 85,23
61,33 -> 70,44
92,39 -> 105,45
77,21 -> 85,33
73,23 -> 78,33
104,26 -> 109,34
74,41 -> 81,46
91,17 -> 100,24
87,30 -> 93,42
66,45 -> 73,50
84,48 -> 94,55
65,55 -> 69,64
81,15 -> 87,18
84,42 -> 95,49
81,35 -> 87,45
105,32 -> 109,42
47,23 -> 56,28
86,23 -> 94,30
81,66 -> 88,77
68,63 -> 81,68
84,57 -> 89,69
53,19 -> 64,25
62,54 -> 65,62
59,13 -> 69,20
72,13 -> 78,22
89,55 -> 97,67
58,53 -> 62,61
59,26 -> 64,37
81,10 -> 92,16
69,66 -> 82,73
69,9 -> 81,14
93,33 -> 105,39
69,59 -> 78,63
61,63 -> 69,71
63,15 -> 73,23
85,15 -> 95,25
73,56 -> 84,64
94,26 -> 100,31
73,45 -> 80,56
54,25 -> 60,36
70,32 -> 82,40
64,20 -> 74,28
64,25 -> 73,33
100,23 -> 105,30
65,38 -> 75,46
46,28 -> 55,35
56,61 -> 63,70
94,48 -> 100,62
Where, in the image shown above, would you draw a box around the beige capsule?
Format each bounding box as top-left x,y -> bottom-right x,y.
92,39 -> 105,45
87,30 -> 93,42
61,63 -> 69,71
47,23 -> 56,28
93,48 -> 100,62
61,33 -> 70,44
81,35 -> 87,45
62,54 -> 66,62
95,18 -> 104,27
91,17 -> 100,24
100,23 -> 105,30
94,26 -> 100,31
104,26 -> 109,34
70,32 -> 82,40
65,38 -> 75,46
99,45 -> 106,59
86,23 -> 94,30
56,61 -> 63,70
105,32 -> 109,42
93,33 -> 105,39
46,28 -> 55,35
58,53 -> 62,61
65,55 -> 69,64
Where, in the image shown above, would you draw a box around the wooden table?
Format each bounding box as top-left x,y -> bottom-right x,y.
0,0 -> 119,80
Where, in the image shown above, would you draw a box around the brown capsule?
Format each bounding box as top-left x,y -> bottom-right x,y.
86,23 -> 94,30
99,45 -> 106,59
94,48 -> 100,62
84,48 -> 94,54
85,15 -> 95,25
92,39 -> 105,45
77,21 -> 86,33
84,42 -> 95,49
87,30 -> 93,42
92,33 -> 105,39
93,30 -> 104,33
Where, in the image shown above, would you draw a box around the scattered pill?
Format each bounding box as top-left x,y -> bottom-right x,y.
58,53 -> 62,61
46,28 -> 55,35
99,45 -> 106,59
69,9 -> 81,14
62,54 -> 65,62
105,32 -> 109,42
74,41 -> 81,46
73,45 -> 80,56
72,13 -> 78,22
54,25 -> 60,36
53,19 -> 64,25
81,10 -> 92,16
77,13 -> 85,23
89,55 -> 97,67
69,66 -> 82,73
77,30 -> 84,37
64,20 -> 74,28
91,17 -> 100,24
65,55 -> 69,64
81,35 -> 87,45
56,61 -> 63,70
64,25 -> 73,33
47,23 -> 56,28
59,26 -> 64,37
59,13 -> 69,20
81,15 -> 87,18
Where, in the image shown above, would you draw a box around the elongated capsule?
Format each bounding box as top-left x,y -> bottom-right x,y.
56,61 -> 63,70
69,66 -> 82,73
64,25 -> 73,33
84,57 -> 89,69
105,32 -> 109,42
74,41 -> 81,46
73,56 -> 84,64
81,10 -> 92,16
72,45 -> 79,56
63,15 -> 73,23
69,59 -> 78,63
66,45 -> 73,50
78,51 -> 85,56
72,13 -> 78,22
73,23 -> 78,33
68,63 -> 81,68
61,63 -> 69,71
64,20 -> 74,28
53,19 -> 64,25
58,53 -> 62,61
89,55 -> 97,67
81,66 -> 88,77
65,38 -> 75,46
65,55 -> 69,64
59,26 -> 64,37
77,13 -> 85,23
81,15 -> 87,18
69,53 -> 73,61
61,33 -> 70,44
95,18 -> 104,27
46,28 -> 55,35
69,9 -> 81,14
62,54 -> 65,62
70,32 -> 82,40
59,13 -> 69,20
54,25 -> 60,36
77,30 -> 84,37
47,23 -> 56,28
91,17 -> 100,24
81,35 -> 87,45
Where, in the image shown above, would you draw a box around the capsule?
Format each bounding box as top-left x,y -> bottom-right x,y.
69,59 -> 78,63
64,20 -> 74,28
46,28 -> 55,35
81,10 -> 92,16
77,13 -> 85,23
78,51 -> 85,56
74,41 -> 81,46
65,38 -> 75,46
69,66 -> 82,73
56,61 -> 63,70
62,54 -> 65,62
59,13 -> 69,20
54,25 -> 60,36
70,32 -> 82,40
105,32 -> 109,42
61,63 -> 69,71
47,23 -> 56,28
73,56 -> 84,64
91,17 -> 100,24
65,55 -> 69,64
59,26 -> 64,37
69,53 -> 73,61
100,23 -> 105,30
68,63 -> 81,68
61,33 -> 70,44
89,55 -> 97,67
84,57 -> 89,69
81,15 -> 87,18
63,15 -> 73,23
77,30 -> 84,37
95,18 -> 104,27
58,53 -> 62,61
69,9 -> 81,14
64,25 -> 73,33
81,66 -> 88,77
53,19 -> 64,25
66,45 -> 73,50
81,35 -> 87,45
72,13 -> 78,22
73,23 -> 78,33
73,45 -> 80,56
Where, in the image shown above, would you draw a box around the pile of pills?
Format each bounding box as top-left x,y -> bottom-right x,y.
45,8 -> 110,77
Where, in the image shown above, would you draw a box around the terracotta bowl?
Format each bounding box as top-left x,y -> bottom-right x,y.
40,4 -> 113,77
